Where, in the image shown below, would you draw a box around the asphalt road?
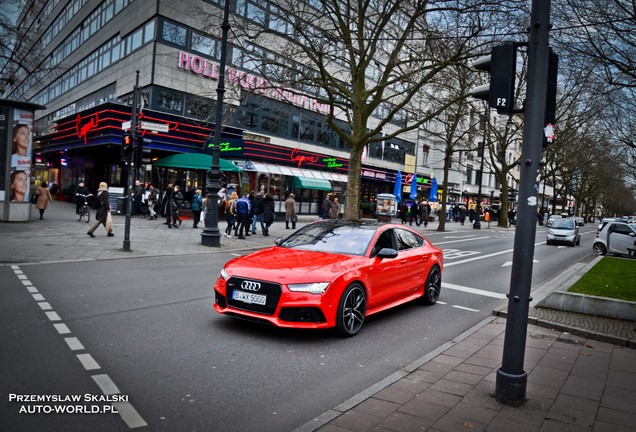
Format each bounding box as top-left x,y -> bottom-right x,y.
1,223 -> 599,432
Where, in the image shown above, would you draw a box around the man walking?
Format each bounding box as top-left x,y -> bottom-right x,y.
132,180 -> 145,217
234,193 -> 252,239
251,190 -> 265,234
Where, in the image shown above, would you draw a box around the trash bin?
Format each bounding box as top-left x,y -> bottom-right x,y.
117,196 -> 127,215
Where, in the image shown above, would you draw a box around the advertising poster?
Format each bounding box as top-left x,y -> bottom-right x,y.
0,106 -> 8,200
9,109 -> 34,203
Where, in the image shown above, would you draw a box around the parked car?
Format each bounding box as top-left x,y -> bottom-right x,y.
213,220 -> 443,337
574,217 -> 585,227
546,217 -> 580,246
597,217 -> 623,233
592,221 -> 636,257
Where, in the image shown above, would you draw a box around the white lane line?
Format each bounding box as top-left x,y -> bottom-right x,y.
442,282 -> 507,299
435,236 -> 492,246
65,337 -> 85,351
92,374 -> 121,395
14,266 -> 147,429
112,402 -> 148,428
452,305 -> 480,312
444,248 -> 514,267
77,353 -> 101,371
37,302 -> 53,311
45,311 -> 61,321
53,323 -> 71,334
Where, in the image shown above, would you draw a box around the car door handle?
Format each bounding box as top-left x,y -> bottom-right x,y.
400,260 -> 407,265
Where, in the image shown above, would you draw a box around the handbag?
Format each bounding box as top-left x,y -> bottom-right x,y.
30,193 -> 37,204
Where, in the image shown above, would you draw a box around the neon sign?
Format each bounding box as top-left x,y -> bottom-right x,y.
75,112 -> 99,145
290,148 -> 319,167
322,157 -> 343,168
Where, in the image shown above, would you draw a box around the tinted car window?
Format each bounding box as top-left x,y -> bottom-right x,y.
280,223 -> 376,256
552,218 -> 575,229
371,229 -> 395,256
395,229 -> 424,250
610,224 -> 634,235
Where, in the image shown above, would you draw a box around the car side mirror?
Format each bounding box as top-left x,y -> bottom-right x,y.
274,238 -> 283,245
376,248 -> 398,259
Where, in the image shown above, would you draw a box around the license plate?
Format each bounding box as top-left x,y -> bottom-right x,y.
232,290 -> 267,305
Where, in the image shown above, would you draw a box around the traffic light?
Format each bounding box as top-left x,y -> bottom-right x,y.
121,132 -> 133,159
543,49 -> 559,149
470,42 -> 517,115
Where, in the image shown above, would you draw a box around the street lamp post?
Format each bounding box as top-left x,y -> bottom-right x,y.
201,0 -> 231,247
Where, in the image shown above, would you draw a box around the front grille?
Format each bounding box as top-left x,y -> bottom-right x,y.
226,277 -> 282,315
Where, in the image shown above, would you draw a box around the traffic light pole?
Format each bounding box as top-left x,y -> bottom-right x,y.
495,0 -> 552,406
123,71 -> 140,252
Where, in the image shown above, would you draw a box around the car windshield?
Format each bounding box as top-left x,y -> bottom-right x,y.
552,218 -> 575,229
279,222 -> 377,256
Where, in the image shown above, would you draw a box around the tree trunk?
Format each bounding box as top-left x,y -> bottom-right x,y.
344,145 -> 363,221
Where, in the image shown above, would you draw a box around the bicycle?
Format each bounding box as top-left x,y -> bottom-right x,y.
76,193 -> 92,223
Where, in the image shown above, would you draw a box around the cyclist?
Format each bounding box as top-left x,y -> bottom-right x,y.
75,182 -> 90,215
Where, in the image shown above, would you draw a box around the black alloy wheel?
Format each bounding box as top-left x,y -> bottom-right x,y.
421,266 -> 441,305
336,284 -> 366,337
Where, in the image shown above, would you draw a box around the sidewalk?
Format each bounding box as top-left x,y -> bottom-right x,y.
2,201 -> 635,432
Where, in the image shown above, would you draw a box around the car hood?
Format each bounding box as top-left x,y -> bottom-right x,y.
224,247 -> 364,283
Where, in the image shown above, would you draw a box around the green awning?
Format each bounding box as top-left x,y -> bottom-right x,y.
294,176 -> 332,191
153,153 -> 242,172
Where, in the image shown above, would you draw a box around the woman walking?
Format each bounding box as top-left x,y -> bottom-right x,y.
191,188 -> 203,228
224,192 -> 238,237
262,193 -> 275,236
35,181 -> 53,220
87,182 -> 114,237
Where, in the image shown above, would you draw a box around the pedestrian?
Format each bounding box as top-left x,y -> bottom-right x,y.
161,183 -> 173,226
459,205 -> 467,226
191,188 -> 203,228
322,194 -> 332,219
146,184 -> 158,220
170,185 -> 184,228
419,200 -> 430,227
234,192 -> 252,239
224,191 -> 238,237
247,191 -> 255,236
251,190 -> 265,234
469,207 -> 476,224
285,193 -> 297,229
74,181 -> 90,215
330,196 -> 340,219
132,180 -> 145,217
262,193 -> 275,236
87,182 -> 114,237
409,200 -> 419,226
34,180 -> 53,220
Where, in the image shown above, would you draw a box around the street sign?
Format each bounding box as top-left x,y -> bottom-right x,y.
141,121 -> 169,133
121,121 -> 131,130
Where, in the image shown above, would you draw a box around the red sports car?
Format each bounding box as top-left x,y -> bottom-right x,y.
213,220 -> 443,337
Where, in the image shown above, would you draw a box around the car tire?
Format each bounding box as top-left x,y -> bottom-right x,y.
335,284 -> 366,338
592,243 -> 607,256
420,265 -> 442,306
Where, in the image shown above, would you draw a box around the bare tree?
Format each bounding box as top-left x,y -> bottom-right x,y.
212,0 -> 522,219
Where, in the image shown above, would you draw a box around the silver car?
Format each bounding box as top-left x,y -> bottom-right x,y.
592,221 -> 636,257
546,217 -> 580,246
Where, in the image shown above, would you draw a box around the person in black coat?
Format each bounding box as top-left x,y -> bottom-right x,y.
161,183 -> 173,226
74,181 -> 90,214
262,193 -> 275,236
170,185 -> 184,228
87,182 -> 114,237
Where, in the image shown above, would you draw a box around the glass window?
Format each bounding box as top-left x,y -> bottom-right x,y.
144,20 -> 155,43
131,28 -> 143,51
395,229 -> 424,250
191,32 -> 217,57
161,20 -> 187,47
157,88 -> 183,113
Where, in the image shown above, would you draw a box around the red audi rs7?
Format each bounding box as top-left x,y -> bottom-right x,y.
213,220 -> 443,337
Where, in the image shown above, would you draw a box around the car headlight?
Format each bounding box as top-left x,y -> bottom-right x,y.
287,282 -> 329,294
220,268 -> 230,281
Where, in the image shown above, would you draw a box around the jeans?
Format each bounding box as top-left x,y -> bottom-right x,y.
251,213 -> 264,233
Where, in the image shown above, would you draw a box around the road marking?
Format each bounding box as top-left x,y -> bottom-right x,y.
502,259 -> 539,267
444,248 -> 514,267
77,353 -> 101,371
435,236 -> 492,246
444,234 -> 477,239
442,282 -> 507,299
65,337 -> 85,351
37,302 -> 53,311
112,401 -> 148,428
45,311 -> 61,321
452,305 -> 480,312
11,266 -> 147,429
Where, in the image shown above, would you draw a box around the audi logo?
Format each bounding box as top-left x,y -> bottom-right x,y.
241,280 -> 262,292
